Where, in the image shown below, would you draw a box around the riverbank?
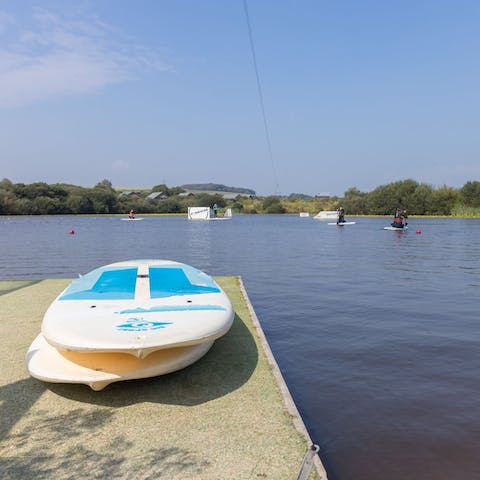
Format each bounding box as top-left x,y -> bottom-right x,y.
0,276 -> 327,479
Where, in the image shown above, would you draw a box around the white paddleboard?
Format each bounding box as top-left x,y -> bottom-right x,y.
121,217 -> 144,221
327,222 -> 356,226
384,225 -> 408,231
40,260 -> 234,358
27,333 -> 213,391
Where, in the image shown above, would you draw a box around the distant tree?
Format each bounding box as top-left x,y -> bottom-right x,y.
34,196 -> 63,214
151,184 -> 169,194
12,182 -> 68,202
155,199 -> 183,213
95,179 -> 114,190
11,183 -> 24,198
430,185 -> 461,215
262,196 -> 285,213
169,186 -> 186,196
66,194 -> 95,214
364,185 -> 392,214
150,184 -> 185,198
343,187 -> 367,214
460,181 -> 480,207
91,180 -> 118,213
14,198 -> 36,214
0,178 -> 13,192
365,179 -> 420,214
0,188 -> 15,214
396,178 -> 419,199
50,184 -> 69,199
410,183 -> 434,214
181,193 -> 225,209
231,201 -> 244,212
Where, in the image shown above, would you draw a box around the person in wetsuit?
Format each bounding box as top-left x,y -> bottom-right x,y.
337,206 -> 345,224
391,208 -> 407,228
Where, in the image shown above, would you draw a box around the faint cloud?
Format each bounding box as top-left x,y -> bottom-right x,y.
0,8 -> 170,108
0,10 -> 14,34
112,159 -> 131,172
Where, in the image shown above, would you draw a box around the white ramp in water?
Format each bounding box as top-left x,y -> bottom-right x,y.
313,210 -> 337,220
188,207 -> 232,221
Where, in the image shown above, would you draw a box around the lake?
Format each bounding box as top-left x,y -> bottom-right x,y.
1,214 -> 479,480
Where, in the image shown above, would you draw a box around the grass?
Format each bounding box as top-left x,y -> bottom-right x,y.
0,277 -> 325,480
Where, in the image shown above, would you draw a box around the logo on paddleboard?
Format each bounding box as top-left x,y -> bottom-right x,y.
116,317 -> 172,332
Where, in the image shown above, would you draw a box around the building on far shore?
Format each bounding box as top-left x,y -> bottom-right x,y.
119,191 -> 143,198
146,191 -> 168,201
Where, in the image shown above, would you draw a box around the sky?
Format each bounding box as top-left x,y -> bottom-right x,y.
0,0 -> 479,196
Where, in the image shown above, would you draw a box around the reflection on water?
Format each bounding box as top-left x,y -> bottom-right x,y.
185,221 -> 217,270
1,215 -> 480,479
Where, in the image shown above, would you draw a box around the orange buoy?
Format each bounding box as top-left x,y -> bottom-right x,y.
69,229 -> 75,235
416,229 -> 421,234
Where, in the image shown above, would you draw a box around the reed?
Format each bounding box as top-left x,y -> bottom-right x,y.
450,205 -> 480,217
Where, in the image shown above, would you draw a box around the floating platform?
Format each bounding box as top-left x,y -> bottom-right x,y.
0,277 -> 327,479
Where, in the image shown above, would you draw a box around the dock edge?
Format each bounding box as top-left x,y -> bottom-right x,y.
238,277 -> 328,480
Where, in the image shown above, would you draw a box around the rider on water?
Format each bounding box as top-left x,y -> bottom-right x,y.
391,208 -> 407,228
129,209 -> 135,219
337,206 -> 345,224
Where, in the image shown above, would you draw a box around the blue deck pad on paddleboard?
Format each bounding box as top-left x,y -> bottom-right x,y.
58,262 -> 221,301
149,265 -> 220,298
60,267 -> 138,300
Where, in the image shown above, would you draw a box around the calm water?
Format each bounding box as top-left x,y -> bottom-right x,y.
1,214 -> 480,479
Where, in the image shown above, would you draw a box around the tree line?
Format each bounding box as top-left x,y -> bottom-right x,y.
0,178 -> 479,216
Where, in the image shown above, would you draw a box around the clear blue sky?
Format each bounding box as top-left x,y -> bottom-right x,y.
1,0 -> 479,196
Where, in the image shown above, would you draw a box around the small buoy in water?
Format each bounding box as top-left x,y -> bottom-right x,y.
69,229 -> 75,235
416,229 -> 421,234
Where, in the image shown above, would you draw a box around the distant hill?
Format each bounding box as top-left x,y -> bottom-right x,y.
180,183 -> 256,195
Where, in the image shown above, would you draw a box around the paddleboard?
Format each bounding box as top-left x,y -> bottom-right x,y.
40,260 -> 234,358
121,217 -> 144,221
327,222 -> 356,226
26,333 -> 213,391
384,226 -> 408,231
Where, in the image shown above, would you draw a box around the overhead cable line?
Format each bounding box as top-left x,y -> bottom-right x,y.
242,0 -> 280,194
